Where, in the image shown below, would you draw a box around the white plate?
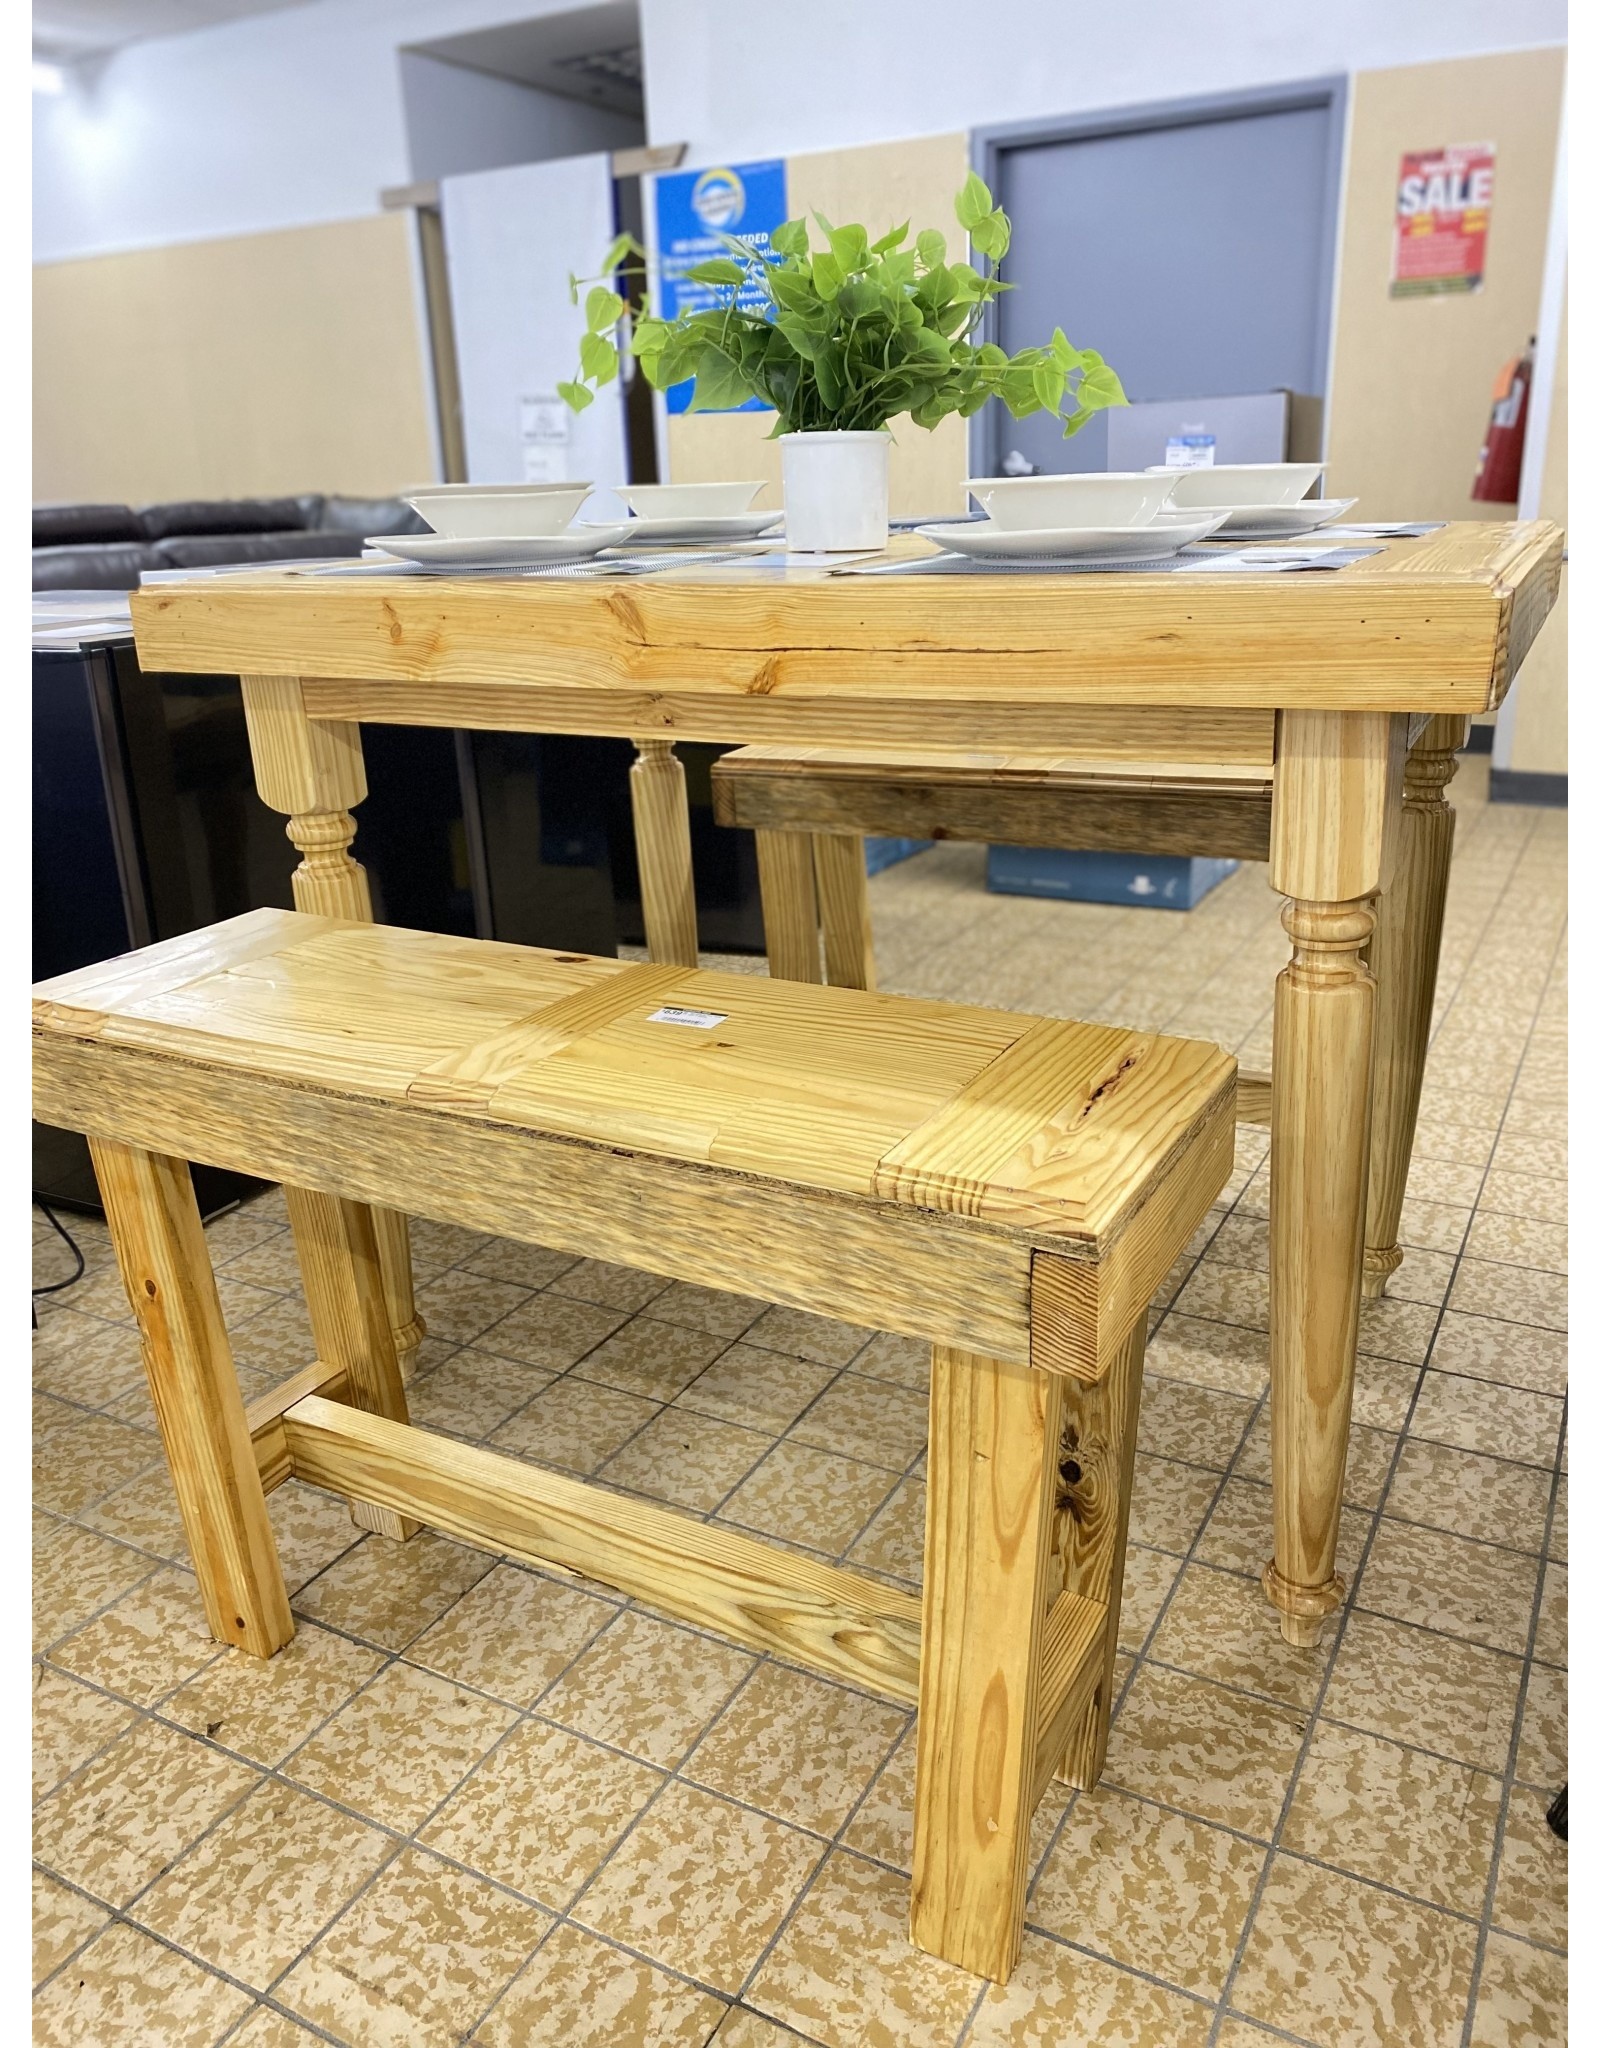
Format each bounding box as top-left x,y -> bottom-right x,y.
1159,498 -> 1357,540
366,527 -> 631,569
591,512 -> 784,546
918,514 -> 1228,562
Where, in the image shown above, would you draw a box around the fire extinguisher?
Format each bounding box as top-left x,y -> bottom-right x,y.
1472,337 -> 1535,503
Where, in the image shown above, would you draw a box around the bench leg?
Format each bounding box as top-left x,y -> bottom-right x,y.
755,828 -> 823,982
912,1344 -> 1062,1982
1053,1319 -> 1146,1790
286,1187 -> 420,1540
630,738 -> 700,967
1362,716 -> 1466,1299
238,674 -> 425,1388
814,833 -> 877,990
89,1139 -> 293,1659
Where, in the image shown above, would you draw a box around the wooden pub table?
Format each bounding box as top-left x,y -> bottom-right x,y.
129,519 -> 1564,1646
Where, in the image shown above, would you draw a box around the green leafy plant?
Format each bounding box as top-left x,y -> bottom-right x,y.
559,172 -> 1126,438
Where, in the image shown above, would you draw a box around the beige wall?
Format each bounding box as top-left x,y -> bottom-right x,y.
663,132 -> 971,518
1506,291 -> 1566,776
1325,47 -> 1565,522
33,213 -> 438,504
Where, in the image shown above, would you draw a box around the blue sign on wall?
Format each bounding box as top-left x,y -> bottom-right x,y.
653,158 -> 788,415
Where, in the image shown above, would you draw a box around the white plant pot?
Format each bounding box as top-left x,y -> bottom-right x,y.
779,430 -> 890,551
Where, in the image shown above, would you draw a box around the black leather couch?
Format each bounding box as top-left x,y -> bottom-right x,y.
32,493 -> 430,590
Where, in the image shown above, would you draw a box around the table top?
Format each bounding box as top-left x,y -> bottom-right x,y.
128,521 -> 1563,726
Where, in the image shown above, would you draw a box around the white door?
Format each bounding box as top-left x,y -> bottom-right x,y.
440,154 -> 629,518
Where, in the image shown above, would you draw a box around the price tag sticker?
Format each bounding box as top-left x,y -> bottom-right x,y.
647,1006 -> 729,1029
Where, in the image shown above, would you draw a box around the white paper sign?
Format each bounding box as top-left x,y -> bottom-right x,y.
1164,432 -> 1216,468
519,394 -> 568,483
647,1007 -> 729,1029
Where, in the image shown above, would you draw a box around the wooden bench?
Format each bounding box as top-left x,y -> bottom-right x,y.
32,907 -> 1235,1984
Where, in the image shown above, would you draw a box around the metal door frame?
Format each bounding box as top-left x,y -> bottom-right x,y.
970,77 -> 1348,477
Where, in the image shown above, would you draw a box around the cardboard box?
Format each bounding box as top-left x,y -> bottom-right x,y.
987,846 -> 1239,911
1106,390 -> 1323,472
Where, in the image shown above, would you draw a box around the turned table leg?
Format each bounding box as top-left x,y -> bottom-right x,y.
814,833 -> 877,990
90,1139 -> 293,1657
629,739 -> 699,967
239,675 -> 425,1382
1264,711 -> 1404,1646
1362,715 -> 1468,1299
754,829 -> 822,983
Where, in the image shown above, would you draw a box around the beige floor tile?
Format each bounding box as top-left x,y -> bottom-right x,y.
1211,2023 -> 1287,2048
648,1279 -> 770,1341
1282,1719 -> 1501,1913
1144,1315 -> 1269,1398
1117,1543 -> 1183,1653
492,1374 -> 661,1474
576,1778 -> 823,1995
1534,1561 -> 1565,1667
687,1662 -> 907,1835
742,1305 -> 872,1367
164,1623 -> 384,1766
1493,1783 -> 1567,1946
477,1921 -> 726,2048
420,1716 -> 662,1907
1399,1195 -> 1473,1254
713,2012 -> 813,2047
231,2004 -> 351,2043
406,1216 -> 501,1270
602,1408 -> 774,1511
136,1779 -> 393,1988
966,1933 -> 1214,2047
838,1719 -> 1070,1882
31,1665 -> 136,1801
265,1480 -> 365,1595
574,1315 -> 732,1403
31,1920 -> 253,2047
1429,1311 -> 1567,1395
408,1562 -> 615,1706
1103,1663 -> 1302,1839
1469,1929 -> 1568,2046
548,1254 -> 672,1313
214,1230 -> 312,1291
80,1462 -> 193,1561
1351,1355 -> 1425,1431
30,1309 -> 147,1406
475,1291 -> 631,1370
1515,1662 -> 1566,1790
1478,1168 -> 1566,1224
1232,1852 -> 1477,2048
285,1658 -> 517,1830
1465,1212 -> 1567,1273
1173,1262 -> 1268,1331
277,1844 -> 550,2044
1134,1375 -> 1255,1469
34,1716 -> 259,1906
1409,1371 -> 1564,1466
405,1348 -> 555,1439
32,1519 -> 155,1653
47,1567 -> 224,1707
1356,1293 -> 1440,1365
851,1330 -> 932,1392
32,1871 -> 107,1988
1126,1453 -> 1218,1556
787,1371 -> 928,1470
720,1441 -> 898,1558
1193,1476 -> 1370,1585
31,1410 -> 163,1518
1386,1439 -> 1553,1551
1029,1782 -> 1265,1997
1323,1611 -> 1523,1774
1379,1245 -> 1459,1309
539,1611 -> 754,1768
1149,1562 -> 1331,1710
846,1474 -> 925,1584
1549,1474 -> 1566,1562
673,1342 -> 837,1434
748,1848 -> 978,2047
1359,1519 -> 1539,1655
457,1236 -> 579,1288
292,1529 -> 496,1649
229,1296 -> 318,1379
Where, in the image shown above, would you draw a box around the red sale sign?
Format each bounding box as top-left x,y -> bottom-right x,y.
1392,143 -> 1495,296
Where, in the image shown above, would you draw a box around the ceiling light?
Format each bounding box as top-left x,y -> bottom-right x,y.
32,59 -> 66,94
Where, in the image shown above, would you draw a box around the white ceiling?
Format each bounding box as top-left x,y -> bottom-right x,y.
34,0 -> 318,63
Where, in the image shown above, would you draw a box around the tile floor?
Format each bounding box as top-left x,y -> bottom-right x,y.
33,757 -> 1567,2046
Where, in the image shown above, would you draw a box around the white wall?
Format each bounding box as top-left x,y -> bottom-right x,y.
33,0 -> 1566,264
400,51 -> 642,183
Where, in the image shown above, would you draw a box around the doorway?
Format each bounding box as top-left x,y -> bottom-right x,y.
975,82 -> 1345,475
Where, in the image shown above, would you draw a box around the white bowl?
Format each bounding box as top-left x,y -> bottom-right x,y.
964,472 -> 1181,531
617,481 -> 766,519
1149,463 -> 1325,510
404,483 -> 594,538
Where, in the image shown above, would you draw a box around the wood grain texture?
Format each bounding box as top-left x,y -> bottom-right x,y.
813,832 -> 877,991
284,1187 -> 417,1539
1362,717 -> 1468,1298
912,1346 -> 1062,1982
129,522 -> 1565,715
753,829 -> 822,984
629,740 -> 699,967
246,1360 -> 349,1493
1235,1070 -> 1274,1127
1030,1592 -> 1109,1807
88,1140 -> 292,1658
1269,711 -> 1407,903
713,747 -> 1274,861
283,1396 -> 922,1702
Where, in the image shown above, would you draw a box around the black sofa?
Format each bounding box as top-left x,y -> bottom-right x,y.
32,493 -> 430,590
